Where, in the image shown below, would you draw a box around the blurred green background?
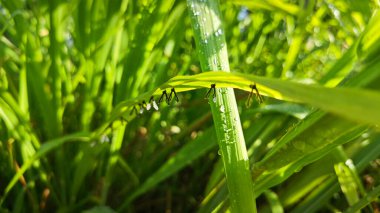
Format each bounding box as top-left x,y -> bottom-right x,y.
1,0 -> 380,212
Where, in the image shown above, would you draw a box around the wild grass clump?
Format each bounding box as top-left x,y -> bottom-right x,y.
1,0 -> 380,212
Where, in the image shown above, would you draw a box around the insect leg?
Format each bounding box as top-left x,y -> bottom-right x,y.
158,90 -> 168,104
168,88 -> 179,102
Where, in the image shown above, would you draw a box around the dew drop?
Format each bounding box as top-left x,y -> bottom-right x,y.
220,105 -> 225,113
139,108 -> 144,114
213,96 -> 217,103
213,57 -> 218,66
217,149 -> 222,156
214,28 -> 223,36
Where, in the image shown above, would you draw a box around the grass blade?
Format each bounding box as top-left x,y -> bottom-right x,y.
187,0 -> 257,212
345,184 -> 380,213
102,71 -> 380,131
118,128 -> 217,211
0,132 -> 91,205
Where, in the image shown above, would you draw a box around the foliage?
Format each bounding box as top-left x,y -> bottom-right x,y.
0,0 -> 380,212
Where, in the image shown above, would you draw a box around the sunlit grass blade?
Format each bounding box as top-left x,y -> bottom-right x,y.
253,123 -> 368,194
1,0 -> 380,212
232,0 -> 301,16
100,71 -> 380,132
292,134 -> 380,212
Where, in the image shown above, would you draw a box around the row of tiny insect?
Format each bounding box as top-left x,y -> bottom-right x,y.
130,88 -> 179,116
204,83 -> 263,107
130,83 -> 263,116
103,84 -> 263,133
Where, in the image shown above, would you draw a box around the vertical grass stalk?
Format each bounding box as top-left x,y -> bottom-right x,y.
187,0 -> 257,212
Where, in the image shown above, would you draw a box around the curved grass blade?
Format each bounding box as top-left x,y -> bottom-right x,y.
232,0 -> 301,16
264,190 -> 284,213
98,71 -> 380,137
292,133 -> 380,212
345,184 -> 380,213
0,132 -> 91,206
118,128 -> 217,211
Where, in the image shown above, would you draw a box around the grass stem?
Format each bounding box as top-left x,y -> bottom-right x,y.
187,0 -> 257,212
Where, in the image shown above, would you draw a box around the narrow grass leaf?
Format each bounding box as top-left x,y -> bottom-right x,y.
334,162 -> 360,206
119,128 -> 217,210
292,134 -> 380,212
264,190 -> 284,213
107,71 -> 380,128
0,132 -> 91,205
345,184 -> 380,213
232,0 -> 301,16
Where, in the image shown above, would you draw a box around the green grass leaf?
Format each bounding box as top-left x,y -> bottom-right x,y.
345,184 -> 380,213
232,0 -> 301,16
0,132 -> 91,205
105,71 -> 380,130
118,128 -> 217,211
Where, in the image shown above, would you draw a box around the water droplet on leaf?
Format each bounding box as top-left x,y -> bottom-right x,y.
220,105 -> 225,113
